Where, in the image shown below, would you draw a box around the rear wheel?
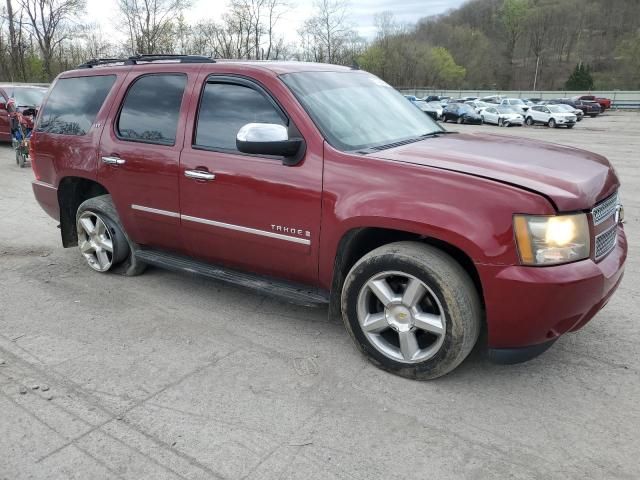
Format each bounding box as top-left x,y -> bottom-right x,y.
76,195 -> 146,275
341,242 -> 481,380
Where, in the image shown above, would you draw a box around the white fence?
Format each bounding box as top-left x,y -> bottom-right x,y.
398,89 -> 640,109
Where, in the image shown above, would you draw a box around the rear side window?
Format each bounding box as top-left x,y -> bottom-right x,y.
37,75 -> 115,135
117,74 -> 186,145
194,82 -> 285,152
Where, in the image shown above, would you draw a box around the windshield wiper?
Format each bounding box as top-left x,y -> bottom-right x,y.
355,131 -> 457,154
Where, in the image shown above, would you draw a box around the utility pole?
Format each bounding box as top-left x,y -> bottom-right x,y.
532,55 -> 540,91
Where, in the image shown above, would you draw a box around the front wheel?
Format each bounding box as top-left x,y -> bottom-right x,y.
566,124 -> 574,129
456,116 -> 463,124
525,117 -> 534,126
498,118 -> 504,127
341,242 -> 481,380
548,118 -> 556,128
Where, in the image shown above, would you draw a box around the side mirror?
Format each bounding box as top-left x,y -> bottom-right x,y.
236,123 -> 304,165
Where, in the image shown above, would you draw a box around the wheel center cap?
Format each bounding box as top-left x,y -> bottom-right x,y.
385,304 -> 413,332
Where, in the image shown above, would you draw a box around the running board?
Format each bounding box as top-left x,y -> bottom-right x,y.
134,249 -> 330,307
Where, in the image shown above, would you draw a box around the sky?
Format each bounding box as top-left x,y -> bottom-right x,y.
84,0 -> 468,45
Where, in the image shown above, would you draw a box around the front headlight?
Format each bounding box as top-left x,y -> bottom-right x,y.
513,213 -> 590,265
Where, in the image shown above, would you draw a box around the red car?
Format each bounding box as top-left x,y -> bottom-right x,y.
30,56 -> 627,379
574,95 -> 612,111
0,84 -> 47,142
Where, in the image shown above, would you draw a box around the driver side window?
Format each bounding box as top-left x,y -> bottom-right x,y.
194,82 -> 286,152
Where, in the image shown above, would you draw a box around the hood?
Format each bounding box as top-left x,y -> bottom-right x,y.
371,132 -> 618,211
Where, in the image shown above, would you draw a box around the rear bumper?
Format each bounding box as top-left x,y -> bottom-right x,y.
477,226 -> 627,350
32,180 -> 59,221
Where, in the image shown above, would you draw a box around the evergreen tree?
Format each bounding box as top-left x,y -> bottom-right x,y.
565,63 -> 594,90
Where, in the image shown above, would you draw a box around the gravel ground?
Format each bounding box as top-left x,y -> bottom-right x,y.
0,111 -> 638,479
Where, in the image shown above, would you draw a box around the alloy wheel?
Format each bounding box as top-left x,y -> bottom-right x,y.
77,211 -> 115,272
356,271 -> 446,363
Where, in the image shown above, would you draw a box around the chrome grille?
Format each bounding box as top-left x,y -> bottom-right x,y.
592,192 -> 619,225
595,224 -> 618,260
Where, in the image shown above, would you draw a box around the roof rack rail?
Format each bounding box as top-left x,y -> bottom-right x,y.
77,54 -> 215,69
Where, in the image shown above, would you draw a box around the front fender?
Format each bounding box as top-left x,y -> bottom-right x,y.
318,150 -> 555,288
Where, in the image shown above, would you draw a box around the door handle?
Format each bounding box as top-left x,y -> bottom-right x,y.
102,156 -> 126,166
185,170 -> 216,181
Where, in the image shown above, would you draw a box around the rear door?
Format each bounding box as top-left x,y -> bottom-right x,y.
97,67 -> 194,253
178,73 -> 323,285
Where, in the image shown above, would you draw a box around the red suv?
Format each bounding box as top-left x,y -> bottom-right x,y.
30,55 -> 627,379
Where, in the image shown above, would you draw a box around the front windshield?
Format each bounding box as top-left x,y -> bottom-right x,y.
281,71 -> 441,151
458,104 -> 474,113
498,106 -> 517,114
8,87 -> 46,107
428,101 -> 442,108
547,105 -> 565,113
510,99 -> 525,105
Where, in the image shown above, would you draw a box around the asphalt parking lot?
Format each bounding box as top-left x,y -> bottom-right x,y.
1,111 -> 638,479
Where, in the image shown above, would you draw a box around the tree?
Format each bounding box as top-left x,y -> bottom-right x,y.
427,47 -> 466,87
116,0 -> 190,55
17,0 -> 85,78
565,63 -> 594,90
615,33 -> 640,89
499,0 -> 529,88
299,0 -> 356,64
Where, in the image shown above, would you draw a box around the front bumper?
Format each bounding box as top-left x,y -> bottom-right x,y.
477,226 -> 627,354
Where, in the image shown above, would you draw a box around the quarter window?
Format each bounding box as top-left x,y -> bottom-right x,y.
194,82 -> 286,151
117,74 -> 186,145
37,75 -> 116,135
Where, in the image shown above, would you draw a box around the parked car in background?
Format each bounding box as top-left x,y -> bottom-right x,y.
574,95 -> 611,111
541,101 -> 584,121
0,85 -> 48,142
480,95 -> 504,104
551,98 -> 600,117
29,56 -> 627,379
465,100 -> 492,114
413,100 -> 443,120
442,102 -> 483,124
524,98 -> 543,105
525,104 -> 577,128
481,106 -> 524,127
500,98 -> 530,115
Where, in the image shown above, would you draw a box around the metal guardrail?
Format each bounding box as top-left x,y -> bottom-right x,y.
398,89 -> 640,109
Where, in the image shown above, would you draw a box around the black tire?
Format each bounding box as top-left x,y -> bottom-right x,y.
442,116 -> 447,123
548,118 -> 556,128
525,117 -> 534,126
498,118 -> 504,127
341,242 -> 481,380
456,116 -> 463,124
76,194 -> 146,276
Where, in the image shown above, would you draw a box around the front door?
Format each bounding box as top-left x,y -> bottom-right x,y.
98,68 -> 192,253
179,74 -> 323,285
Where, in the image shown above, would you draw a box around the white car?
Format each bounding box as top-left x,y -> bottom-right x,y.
413,100 -> 443,120
525,105 -> 577,128
500,98 -> 530,115
465,100 -> 493,114
481,106 -> 524,127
